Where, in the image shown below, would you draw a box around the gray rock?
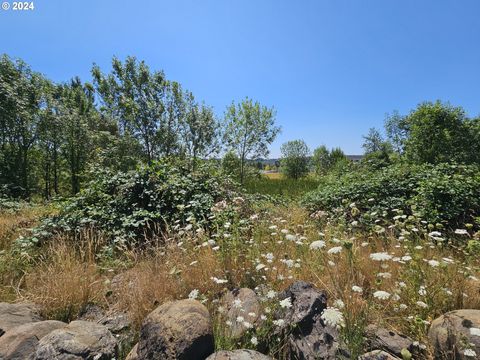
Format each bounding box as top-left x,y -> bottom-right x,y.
221,288 -> 262,338
276,281 -> 340,359
360,350 -> 402,360
428,309 -> 480,359
137,299 -> 214,360
366,325 -> 417,357
206,349 -> 273,359
33,320 -> 118,359
0,320 -> 66,360
0,302 -> 42,337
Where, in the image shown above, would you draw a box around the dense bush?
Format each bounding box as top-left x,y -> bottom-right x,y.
19,161 -> 239,249
303,163 -> 480,233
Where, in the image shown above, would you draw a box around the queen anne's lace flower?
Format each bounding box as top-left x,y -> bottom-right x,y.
327,246 -> 342,255
370,252 -> 392,261
309,240 -> 326,250
352,285 -> 363,293
373,290 -> 391,300
279,297 -> 292,309
463,349 -> 476,357
321,307 -> 345,329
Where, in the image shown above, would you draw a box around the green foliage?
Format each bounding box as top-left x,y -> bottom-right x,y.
20,161 -> 239,250
280,139 -> 310,179
223,97 -> 280,183
244,176 -> 320,199
303,163 -> 480,233
311,145 -> 348,175
386,101 -> 480,165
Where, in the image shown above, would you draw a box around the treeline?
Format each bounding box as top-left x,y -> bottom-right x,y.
280,101 -> 480,179
0,55 -> 279,198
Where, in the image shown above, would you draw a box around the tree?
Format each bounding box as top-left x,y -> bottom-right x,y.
362,128 -> 384,154
221,151 -> 241,177
92,56 -> 168,163
223,98 -> 280,183
385,110 -> 408,154
281,140 -> 310,179
329,147 -> 347,167
0,55 -> 46,198
182,92 -> 220,168
401,101 -> 472,164
312,145 -> 330,175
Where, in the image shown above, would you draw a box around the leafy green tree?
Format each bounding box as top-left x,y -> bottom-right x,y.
221,151 -> 241,178
182,92 -> 220,168
281,140 -> 310,179
92,56 -> 169,163
223,98 -> 280,183
312,145 -> 330,175
392,101 -> 475,164
385,110 -> 408,154
0,55 -> 46,197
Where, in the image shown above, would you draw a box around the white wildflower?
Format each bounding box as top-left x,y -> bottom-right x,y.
273,319 -> 285,327
370,252 -> 392,261
279,297 -> 292,309
321,307 -> 345,329
352,285 -> 363,294
416,301 -> 428,308
250,336 -> 258,346
310,240 -> 326,250
188,289 -> 199,300
463,349 -> 476,357
428,259 -> 440,267
455,229 -> 469,235
373,291 -> 391,300
327,246 -> 342,255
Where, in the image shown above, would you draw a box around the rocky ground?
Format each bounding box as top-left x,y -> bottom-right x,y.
1,280 -> 479,359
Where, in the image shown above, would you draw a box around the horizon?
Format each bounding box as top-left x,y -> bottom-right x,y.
1,0 -> 480,158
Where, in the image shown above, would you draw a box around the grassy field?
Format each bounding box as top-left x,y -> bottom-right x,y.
244,172 -> 321,198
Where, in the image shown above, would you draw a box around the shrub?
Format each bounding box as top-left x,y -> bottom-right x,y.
302,163 -> 480,233
19,160 -> 240,250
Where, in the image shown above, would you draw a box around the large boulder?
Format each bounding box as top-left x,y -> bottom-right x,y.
221,288 -> 262,338
32,320 -> 118,359
428,309 -> 480,359
275,281 -> 341,359
0,320 -> 66,360
0,302 -> 42,336
137,299 -> 214,360
206,349 -> 273,359
366,325 -> 420,358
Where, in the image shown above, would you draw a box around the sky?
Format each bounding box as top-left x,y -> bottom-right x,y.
1,0 -> 480,158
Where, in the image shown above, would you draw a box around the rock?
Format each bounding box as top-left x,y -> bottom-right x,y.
0,302 -> 42,336
33,320 -> 118,359
0,320 -> 66,360
429,309 -> 480,359
360,350 -> 402,360
366,325 -> 417,357
125,343 -> 138,360
275,281 -> 340,359
137,299 -> 214,360
221,288 -> 262,338
206,349 -> 273,359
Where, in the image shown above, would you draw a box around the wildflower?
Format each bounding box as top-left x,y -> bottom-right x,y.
333,299 -> 345,309
321,307 -> 345,329
370,252 -> 392,261
250,336 -> 258,346
418,286 -> 427,296
463,349 -> 476,357
377,272 -> 392,279
266,290 -> 276,299
352,285 -> 363,294
455,229 -> 469,235
226,320 -> 232,326
309,240 -> 326,250
399,304 -> 408,310
265,253 -> 274,262
416,301 -> 428,308
188,289 -> 199,300
327,246 -> 342,255
361,242 -> 369,247
269,225 -> 278,230
211,277 -> 228,284
273,319 -> 285,327
281,229 -> 289,234
428,259 -> 440,267
236,316 -> 245,322
373,291 -> 391,300
285,234 -> 296,241
279,297 -> 292,309
401,255 -> 412,262
242,321 -> 253,328
248,312 -> 256,317
233,299 -> 243,308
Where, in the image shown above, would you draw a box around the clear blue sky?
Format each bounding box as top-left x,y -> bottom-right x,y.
1,0 -> 480,157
